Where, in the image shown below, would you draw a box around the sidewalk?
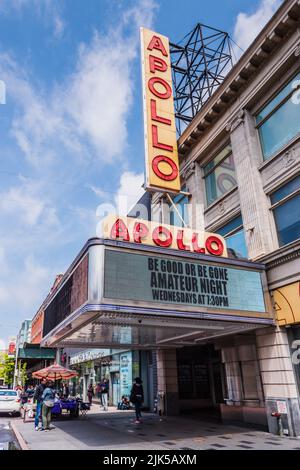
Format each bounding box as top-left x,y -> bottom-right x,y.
11,405 -> 300,450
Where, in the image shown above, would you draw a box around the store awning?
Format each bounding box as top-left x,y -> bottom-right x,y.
18,346 -> 56,360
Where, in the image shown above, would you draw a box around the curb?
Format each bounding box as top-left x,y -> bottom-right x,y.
10,422 -> 29,451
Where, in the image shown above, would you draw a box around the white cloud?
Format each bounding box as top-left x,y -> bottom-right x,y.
0,254 -> 50,310
233,0 -> 282,60
0,0 -> 157,346
95,171 -> 145,236
0,176 -> 59,227
115,171 -> 145,215
0,339 -> 6,350
1,0 -> 157,167
0,0 -> 65,39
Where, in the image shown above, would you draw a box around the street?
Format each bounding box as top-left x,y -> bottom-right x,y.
8,406 -> 300,450
0,415 -> 20,450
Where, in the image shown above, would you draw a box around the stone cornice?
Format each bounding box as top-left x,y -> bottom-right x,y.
259,240 -> 300,269
178,0 -> 300,156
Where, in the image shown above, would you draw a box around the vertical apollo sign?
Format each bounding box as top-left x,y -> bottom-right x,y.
140,28 -> 180,192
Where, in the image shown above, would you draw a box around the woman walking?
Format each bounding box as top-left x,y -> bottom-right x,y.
130,377 -> 144,424
87,383 -> 94,405
41,380 -> 55,432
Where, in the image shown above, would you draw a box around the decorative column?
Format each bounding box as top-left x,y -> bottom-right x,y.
226,109 -> 278,260
156,349 -> 180,415
256,326 -> 300,436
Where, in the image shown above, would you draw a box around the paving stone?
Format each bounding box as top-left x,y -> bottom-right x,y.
163,441 -> 176,445
239,440 -> 254,444
237,445 -> 253,449
264,442 -> 281,446
211,443 -> 227,448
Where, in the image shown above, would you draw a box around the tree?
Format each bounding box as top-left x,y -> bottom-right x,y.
0,353 -> 15,388
19,361 -> 27,387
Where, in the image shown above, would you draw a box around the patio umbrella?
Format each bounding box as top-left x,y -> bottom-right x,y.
32,363 -> 78,381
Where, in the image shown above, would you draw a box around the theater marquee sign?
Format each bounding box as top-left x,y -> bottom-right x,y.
103,249 -> 266,315
41,238 -> 273,350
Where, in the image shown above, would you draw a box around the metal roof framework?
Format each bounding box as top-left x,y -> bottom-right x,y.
170,23 -> 234,135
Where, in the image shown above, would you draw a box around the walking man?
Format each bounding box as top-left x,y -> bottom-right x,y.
100,378 -> 109,411
33,377 -> 47,431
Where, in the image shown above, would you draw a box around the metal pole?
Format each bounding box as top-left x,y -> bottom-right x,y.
165,192 -> 188,228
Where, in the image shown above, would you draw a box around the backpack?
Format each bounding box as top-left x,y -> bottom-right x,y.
43,389 -> 55,407
130,384 -> 143,404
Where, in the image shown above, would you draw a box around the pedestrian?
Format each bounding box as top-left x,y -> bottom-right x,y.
33,378 -> 47,431
87,383 -> 94,405
62,382 -> 69,399
96,382 -> 102,405
130,377 -> 144,424
100,378 -> 109,411
26,384 -> 35,399
41,380 -> 55,432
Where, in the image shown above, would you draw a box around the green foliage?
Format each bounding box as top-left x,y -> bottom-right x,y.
0,353 -> 15,387
19,361 -> 27,387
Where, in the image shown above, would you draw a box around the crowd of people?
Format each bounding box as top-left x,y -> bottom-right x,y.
15,375 -> 145,429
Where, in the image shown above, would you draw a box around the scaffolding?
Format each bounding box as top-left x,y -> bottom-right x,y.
170,23 -> 234,135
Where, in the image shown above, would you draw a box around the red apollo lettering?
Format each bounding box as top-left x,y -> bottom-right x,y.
149,55 -> 168,73
152,125 -> 173,152
110,218 -> 129,242
205,236 -> 224,256
152,226 -> 172,247
148,77 -> 172,99
177,230 -> 190,251
191,233 -> 205,253
152,155 -> 178,181
150,99 -> 171,125
133,222 -> 149,243
147,35 -> 168,57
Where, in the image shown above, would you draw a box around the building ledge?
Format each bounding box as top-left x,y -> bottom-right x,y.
258,239 -> 300,269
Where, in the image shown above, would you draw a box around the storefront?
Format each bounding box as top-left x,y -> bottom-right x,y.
68,347 -> 154,407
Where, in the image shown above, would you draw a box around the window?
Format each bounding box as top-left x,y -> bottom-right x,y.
256,72 -> 300,160
203,145 -> 237,206
216,215 -> 248,258
270,175 -> 300,247
169,190 -> 189,227
239,361 -> 259,400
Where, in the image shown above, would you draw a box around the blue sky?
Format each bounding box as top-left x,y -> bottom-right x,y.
0,0 -> 282,348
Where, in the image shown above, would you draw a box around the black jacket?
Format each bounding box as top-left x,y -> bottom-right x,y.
34,383 -> 45,403
130,383 -> 144,403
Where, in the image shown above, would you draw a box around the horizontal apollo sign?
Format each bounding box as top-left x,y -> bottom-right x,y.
102,216 -> 228,257
140,27 -> 180,192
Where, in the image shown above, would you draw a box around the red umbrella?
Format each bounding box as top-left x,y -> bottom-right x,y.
32,363 -> 78,381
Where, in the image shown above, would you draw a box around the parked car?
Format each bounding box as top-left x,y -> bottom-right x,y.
0,389 -> 21,415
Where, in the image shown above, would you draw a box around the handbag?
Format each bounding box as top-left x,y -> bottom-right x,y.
44,399 -> 55,407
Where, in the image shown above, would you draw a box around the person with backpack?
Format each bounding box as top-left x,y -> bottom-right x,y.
130,377 -> 144,424
33,377 -> 47,431
41,380 -> 55,431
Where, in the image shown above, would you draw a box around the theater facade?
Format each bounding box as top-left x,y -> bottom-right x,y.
41,218 -> 274,426
41,0 -> 300,436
